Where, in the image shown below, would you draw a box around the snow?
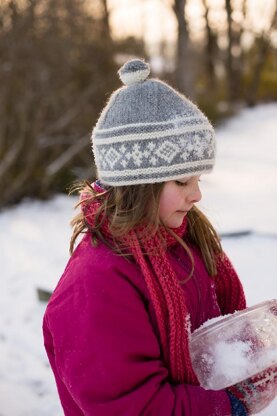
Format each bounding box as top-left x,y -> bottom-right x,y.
195,313 -> 233,330
210,340 -> 253,386
1,103 -> 277,415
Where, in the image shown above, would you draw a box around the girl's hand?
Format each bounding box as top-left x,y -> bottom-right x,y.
227,365 -> 277,415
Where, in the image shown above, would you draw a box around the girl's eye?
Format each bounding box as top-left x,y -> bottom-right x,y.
175,180 -> 188,187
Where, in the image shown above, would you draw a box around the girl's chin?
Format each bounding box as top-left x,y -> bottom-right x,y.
165,213 -> 187,228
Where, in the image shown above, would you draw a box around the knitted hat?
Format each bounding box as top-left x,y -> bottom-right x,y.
92,59 -> 215,186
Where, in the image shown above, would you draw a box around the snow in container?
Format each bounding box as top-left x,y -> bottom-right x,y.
189,299 -> 277,390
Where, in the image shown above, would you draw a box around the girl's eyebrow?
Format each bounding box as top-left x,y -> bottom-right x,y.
177,177 -> 191,183
176,175 -> 201,184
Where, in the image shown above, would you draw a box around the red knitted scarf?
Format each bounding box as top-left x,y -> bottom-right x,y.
81,182 -> 246,385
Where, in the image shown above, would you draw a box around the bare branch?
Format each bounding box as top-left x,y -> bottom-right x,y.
46,134 -> 90,177
39,83 -> 100,138
0,139 -> 24,179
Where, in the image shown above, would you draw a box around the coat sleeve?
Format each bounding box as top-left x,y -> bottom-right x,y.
43,250 -> 232,416
214,251 -> 247,315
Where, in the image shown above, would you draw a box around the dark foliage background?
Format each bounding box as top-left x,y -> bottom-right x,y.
0,0 -> 276,207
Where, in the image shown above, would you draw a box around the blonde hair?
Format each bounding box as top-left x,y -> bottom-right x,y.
70,181 -> 222,277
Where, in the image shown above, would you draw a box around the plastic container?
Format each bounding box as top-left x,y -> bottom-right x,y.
189,299 -> 277,390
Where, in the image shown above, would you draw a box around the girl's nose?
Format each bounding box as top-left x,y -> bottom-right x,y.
189,183 -> 202,204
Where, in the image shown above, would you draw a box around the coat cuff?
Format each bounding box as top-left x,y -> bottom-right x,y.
226,391 -> 248,416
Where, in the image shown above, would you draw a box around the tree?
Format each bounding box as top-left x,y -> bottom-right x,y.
172,0 -> 195,98
246,5 -> 277,106
0,0 -> 118,207
202,0 -> 218,89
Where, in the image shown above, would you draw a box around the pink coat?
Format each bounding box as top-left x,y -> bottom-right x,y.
43,233 -> 245,415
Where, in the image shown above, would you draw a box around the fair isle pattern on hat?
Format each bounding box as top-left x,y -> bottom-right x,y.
92,59 -> 215,186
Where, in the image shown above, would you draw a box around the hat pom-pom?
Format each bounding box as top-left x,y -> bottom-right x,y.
118,59 -> 150,86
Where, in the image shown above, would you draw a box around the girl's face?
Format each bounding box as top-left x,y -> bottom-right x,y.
158,175 -> 202,228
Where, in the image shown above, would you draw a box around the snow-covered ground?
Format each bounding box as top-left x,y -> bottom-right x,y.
0,103 -> 277,415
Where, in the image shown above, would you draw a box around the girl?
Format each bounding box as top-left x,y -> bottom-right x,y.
43,59 -> 276,415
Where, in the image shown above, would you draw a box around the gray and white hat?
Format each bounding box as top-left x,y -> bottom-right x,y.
92,59 -> 215,186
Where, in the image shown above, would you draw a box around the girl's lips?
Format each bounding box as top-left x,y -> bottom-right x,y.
177,207 -> 192,214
